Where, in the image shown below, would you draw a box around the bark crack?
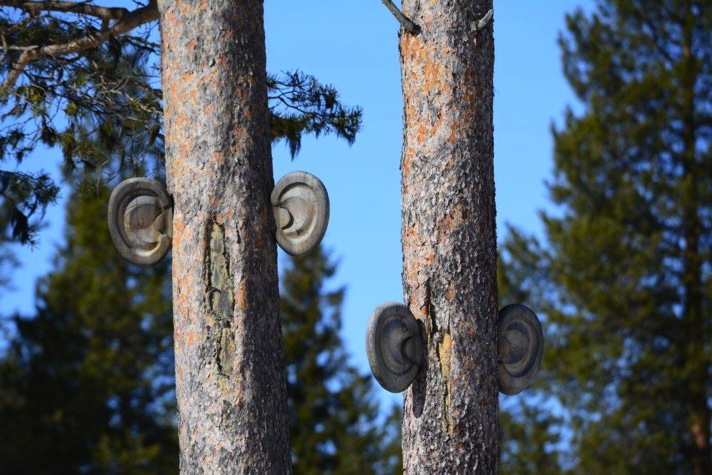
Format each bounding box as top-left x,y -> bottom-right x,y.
429,280 -> 453,434
205,219 -> 235,378
436,331 -> 452,434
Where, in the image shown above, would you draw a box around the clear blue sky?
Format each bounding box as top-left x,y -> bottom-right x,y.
2,1 -> 592,391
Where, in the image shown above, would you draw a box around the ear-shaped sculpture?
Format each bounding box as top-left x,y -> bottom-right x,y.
108,178 -> 173,266
271,171 -> 329,256
366,302 -> 423,393
497,304 -> 544,395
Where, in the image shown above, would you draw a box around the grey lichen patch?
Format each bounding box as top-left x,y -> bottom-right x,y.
205,220 -> 235,377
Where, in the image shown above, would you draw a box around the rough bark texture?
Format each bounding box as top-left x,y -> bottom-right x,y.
158,1 -> 290,473
399,1 -> 498,473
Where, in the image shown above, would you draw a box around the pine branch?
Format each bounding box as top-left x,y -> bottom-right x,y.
0,1 -> 129,21
0,0 -> 158,89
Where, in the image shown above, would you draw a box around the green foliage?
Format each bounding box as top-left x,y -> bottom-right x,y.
0,218 -> 402,473
0,3 -> 362,245
281,246 -> 401,474
0,170 -> 59,244
0,4 -> 376,471
499,395 -> 565,475
0,185 -> 178,473
0,2 -> 162,245
498,234 -> 567,474
500,0 -> 712,472
269,71 -> 362,158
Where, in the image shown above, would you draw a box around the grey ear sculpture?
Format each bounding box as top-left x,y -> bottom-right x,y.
366,301 -> 543,395
366,302 -> 423,393
271,171 -> 330,256
108,177 -> 173,266
497,304 -> 544,395
108,171 -> 330,265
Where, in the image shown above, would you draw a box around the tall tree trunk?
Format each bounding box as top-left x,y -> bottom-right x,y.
681,3 -> 711,473
158,1 -> 290,472
398,1 -> 498,472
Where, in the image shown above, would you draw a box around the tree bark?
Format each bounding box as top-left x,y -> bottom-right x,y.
158,1 -> 290,472
398,1 -> 498,473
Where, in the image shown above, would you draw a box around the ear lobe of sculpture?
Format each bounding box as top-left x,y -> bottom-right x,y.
271,171 -> 329,256
366,302 -> 423,393
497,304 -> 544,395
108,178 -> 173,266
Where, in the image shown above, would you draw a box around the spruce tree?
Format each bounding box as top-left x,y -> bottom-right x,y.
497,230 -> 565,474
501,1 -> 712,472
498,398 -> 564,475
0,185 -> 178,473
0,214 -> 403,473
0,3 -> 374,470
280,245 -> 401,474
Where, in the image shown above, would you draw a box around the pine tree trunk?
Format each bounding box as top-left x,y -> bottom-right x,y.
158,1 -> 290,472
681,3 -> 711,473
398,1 -> 498,472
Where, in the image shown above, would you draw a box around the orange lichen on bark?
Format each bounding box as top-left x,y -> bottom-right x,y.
401,34 -> 453,98
235,286 -> 248,310
403,248 -> 435,321
457,64 -> 481,126
182,329 -> 198,350
422,56 -> 448,96
437,204 -> 464,243
445,283 -> 455,301
401,143 -> 415,176
172,215 -> 185,240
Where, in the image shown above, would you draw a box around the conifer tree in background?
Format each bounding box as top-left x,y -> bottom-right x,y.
280,246 -> 402,474
0,222 -> 17,290
498,403 -> 563,474
0,4 -> 393,470
0,203 -> 403,473
500,1 -> 712,472
497,231 -> 566,474
0,4 -> 367,469
0,185 -> 178,473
